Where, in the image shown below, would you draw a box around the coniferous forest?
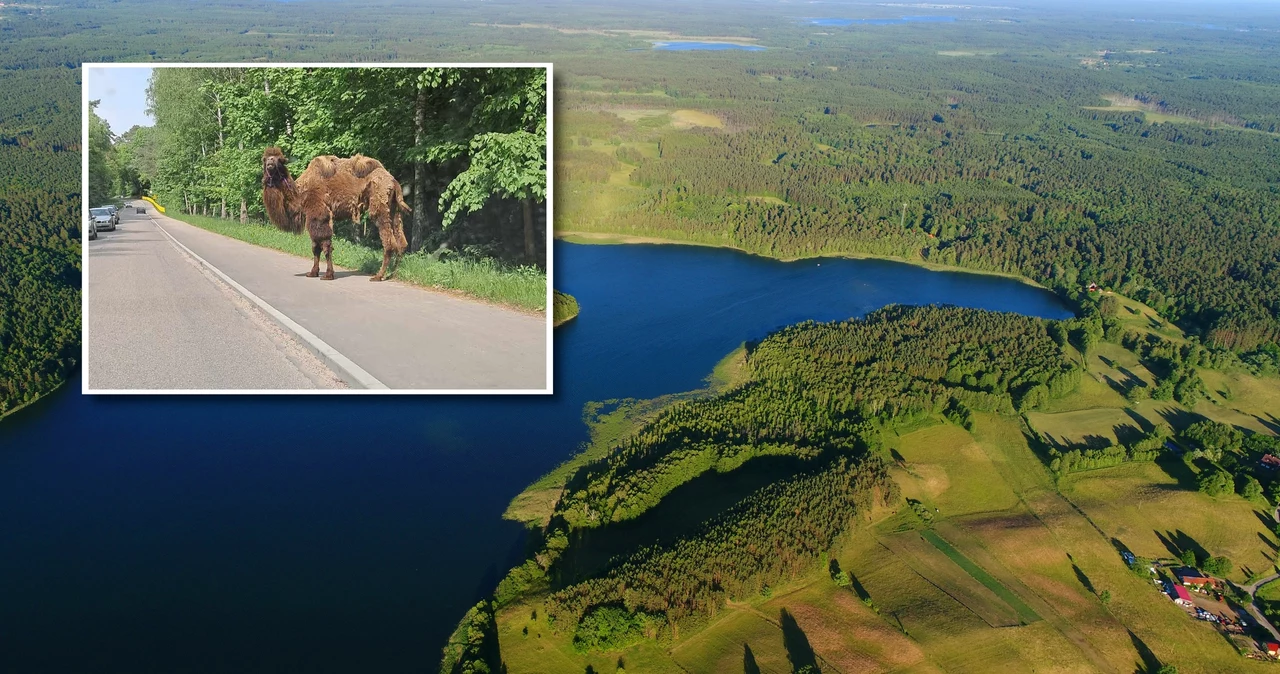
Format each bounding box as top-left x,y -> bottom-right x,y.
3,0 -> 1280,415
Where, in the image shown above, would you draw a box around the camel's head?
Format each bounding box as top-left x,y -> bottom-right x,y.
262,147 -> 292,189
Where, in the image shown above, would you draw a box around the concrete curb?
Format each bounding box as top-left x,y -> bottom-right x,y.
149,216 -> 388,390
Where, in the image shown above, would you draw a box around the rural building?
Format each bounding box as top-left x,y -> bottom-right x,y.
1262,454 -> 1280,470
1175,567 -> 1215,587
1267,642 -> 1280,658
1167,582 -> 1194,607
1085,282 -> 1101,293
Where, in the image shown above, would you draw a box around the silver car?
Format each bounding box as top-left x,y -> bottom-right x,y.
90,207 -> 116,232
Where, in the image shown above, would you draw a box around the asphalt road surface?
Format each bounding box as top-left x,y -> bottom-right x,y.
85,206 -> 548,391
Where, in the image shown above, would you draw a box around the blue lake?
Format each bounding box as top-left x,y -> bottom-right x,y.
652,41 -> 765,51
809,16 -> 957,27
0,241 -> 1070,673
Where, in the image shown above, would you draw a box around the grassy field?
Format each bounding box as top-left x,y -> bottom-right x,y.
492,290 -> 1279,673
1060,460 -> 1277,582
919,528 -> 1041,624
170,213 -> 548,313
1025,407 -> 1147,449
887,423 -> 1020,516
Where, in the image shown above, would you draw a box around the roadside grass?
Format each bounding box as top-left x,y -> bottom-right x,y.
171,213 -> 547,313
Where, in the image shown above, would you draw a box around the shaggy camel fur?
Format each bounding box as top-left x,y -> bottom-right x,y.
261,147 -> 410,281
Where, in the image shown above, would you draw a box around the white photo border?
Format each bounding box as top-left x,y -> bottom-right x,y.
82,62 -> 555,396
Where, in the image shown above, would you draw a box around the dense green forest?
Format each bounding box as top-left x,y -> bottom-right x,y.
0,65 -> 81,415
554,305 -> 1078,529
470,306 -> 1078,667
3,0 -> 1279,412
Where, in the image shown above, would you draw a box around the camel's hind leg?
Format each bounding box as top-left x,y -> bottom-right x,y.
322,239 -> 335,280
307,240 -> 322,278
370,206 -> 404,282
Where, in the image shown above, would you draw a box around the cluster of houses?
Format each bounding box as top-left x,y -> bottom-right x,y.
1162,567 -> 1220,608
1152,562 -> 1280,658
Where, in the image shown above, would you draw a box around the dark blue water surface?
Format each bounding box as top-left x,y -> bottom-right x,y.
0,241 -> 1070,673
809,16 -> 957,26
652,41 -> 766,51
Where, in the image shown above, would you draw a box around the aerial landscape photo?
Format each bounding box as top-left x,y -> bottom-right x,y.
1,0 -> 1279,673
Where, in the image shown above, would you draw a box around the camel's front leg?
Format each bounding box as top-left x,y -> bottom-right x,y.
322,239 -> 335,280
307,240 -> 322,277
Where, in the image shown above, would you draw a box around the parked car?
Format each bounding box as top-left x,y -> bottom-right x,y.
87,217 -> 97,241
90,207 -> 116,232
102,205 -> 120,226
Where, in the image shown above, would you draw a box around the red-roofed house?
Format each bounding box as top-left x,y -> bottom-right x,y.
1175,567 -> 1216,588
1168,582 -> 1194,607
1266,642 -> 1279,658
1262,454 -> 1280,470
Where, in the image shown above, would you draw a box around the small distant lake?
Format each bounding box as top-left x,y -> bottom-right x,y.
0,241 -> 1070,673
809,16 -> 956,26
652,41 -> 766,51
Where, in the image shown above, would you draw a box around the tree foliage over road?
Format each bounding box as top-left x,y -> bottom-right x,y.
126,66 -> 547,264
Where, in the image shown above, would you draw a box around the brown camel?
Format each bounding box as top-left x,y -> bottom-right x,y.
261,147 -> 410,281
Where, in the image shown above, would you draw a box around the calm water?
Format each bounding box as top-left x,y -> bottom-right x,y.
0,241 -> 1070,673
652,41 -> 766,51
809,16 -> 957,26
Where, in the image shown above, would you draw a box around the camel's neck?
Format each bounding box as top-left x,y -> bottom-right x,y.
263,183 -> 303,232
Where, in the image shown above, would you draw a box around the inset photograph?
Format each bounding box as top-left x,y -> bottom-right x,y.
83,64 -> 551,393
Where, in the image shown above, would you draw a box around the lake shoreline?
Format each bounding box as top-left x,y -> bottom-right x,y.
557,230 -> 1052,290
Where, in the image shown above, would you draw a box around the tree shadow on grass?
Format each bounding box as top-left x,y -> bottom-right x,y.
780,608 -> 818,674
1256,413 -> 1280,436
743,644 -> 761,674
1128,629 -> 1162,674
1155,529 -> 1207,563
1153,406 -> 1204,433
828,559 -> 871,602
1152,454 -> 1199,491
890,448 -> 907,466
1123,407 -> 1157,435
1112,422 -> 1145,445
1071,561 -> 1096,595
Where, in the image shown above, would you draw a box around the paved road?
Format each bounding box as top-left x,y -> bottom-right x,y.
86,208 -> 344,390
87,207 -> 548,391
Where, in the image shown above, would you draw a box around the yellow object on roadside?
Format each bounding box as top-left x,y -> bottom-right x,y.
139,195 -> 166,213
